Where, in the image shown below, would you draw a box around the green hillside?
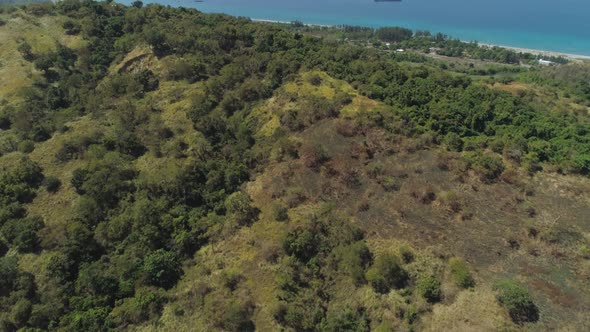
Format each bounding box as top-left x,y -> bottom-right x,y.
1,2 -> 589,331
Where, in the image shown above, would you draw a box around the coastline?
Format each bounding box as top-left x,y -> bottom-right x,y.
478,43 -> 590,61
251,18 -> 590,62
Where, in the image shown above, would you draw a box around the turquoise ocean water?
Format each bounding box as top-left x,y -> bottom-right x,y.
120,0 -> 590,55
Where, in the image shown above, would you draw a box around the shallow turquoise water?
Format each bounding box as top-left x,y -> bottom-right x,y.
121,0 -> 590,55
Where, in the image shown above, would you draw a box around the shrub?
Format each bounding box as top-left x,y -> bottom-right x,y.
63,20 -> 81,35
283,228 -> 319,262
0,112 -> 11,130
142,249 -> 182,289
271,203 -> 288,222
0,256 -> 18,296
448,257 -> 475,288
398,245 -> 414,264
366,267 -> 388,294
224,192 -> 260,226
11,299 -> 32,328
59,307 -> 112,332
494,280 -> 539,324
416,276 -> 441,303
45,176 -> 61,193
335,242 -> 373,285
380,176 -> 400,192
489,139 -> 505,153
366,161 -> 385,179
17,41 -> 34,61
17,140 -> 35,153
365,254 -> 407,293
110,287 -> 166,325
1,216 -> 45,253
221,300 -> 255,332
284,187 -> 306,208
463,136 -> 488,151
439,190 -> 462,213
342,168 -> 362,189
444,132 -> 464,152
71,168 -> 89,194
0,240 -> 7,257
221,270 -> 243,291
324,307 -> 370,332
463,152 -> 505,182
404,305 -> 417,324
301,143 -> 330,169
308,74 -> 322,86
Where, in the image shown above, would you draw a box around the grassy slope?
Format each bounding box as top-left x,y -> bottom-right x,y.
136,72 -> 590,330
0,9 -> 84,105
1,12 -> 589,331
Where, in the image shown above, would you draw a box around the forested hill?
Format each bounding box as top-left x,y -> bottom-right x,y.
1,1 -> 590,331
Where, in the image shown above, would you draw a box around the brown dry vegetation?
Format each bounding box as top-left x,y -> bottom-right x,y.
129,72 -> 590,331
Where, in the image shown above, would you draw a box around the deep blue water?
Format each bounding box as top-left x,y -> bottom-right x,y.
121,0 -> 590,55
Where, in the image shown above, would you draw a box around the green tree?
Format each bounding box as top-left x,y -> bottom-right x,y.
448,257 -> 475,288
224,192 -> 259,226
417,276 -> 441,303
494,280 -> 539,324
365,254 -> 407,293
0,256 -> 19,296
142,249 -> 182,289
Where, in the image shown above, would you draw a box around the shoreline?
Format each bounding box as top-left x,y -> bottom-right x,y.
251,18 -> 590,62
478,43 -> 590,61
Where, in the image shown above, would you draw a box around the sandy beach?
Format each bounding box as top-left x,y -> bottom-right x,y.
479,43 -> 590,61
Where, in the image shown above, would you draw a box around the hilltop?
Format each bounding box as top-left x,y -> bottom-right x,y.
0,2 -> 589,331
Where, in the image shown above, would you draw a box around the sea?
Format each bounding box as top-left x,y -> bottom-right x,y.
119,0 -> 590,56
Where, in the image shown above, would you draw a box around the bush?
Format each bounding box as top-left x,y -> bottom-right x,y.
221,270 -> 243,291
448,257 -> 475,288
416,276 -> 441,303
11,299 -> 32,328
45,176 -> 61,193
439,190 -> 462,213
221,300 -> 255,332
142,249 -> 182,289
0,256 -> 18,296
63,20 -> 81,35
271,203 -> 288,222
0,112 -> 11,130
335,242 -> 372,285
224,192 -> 260,226
71,168 -> 89,194
380,176 -> 400,192
1,216 -> 45,253
444,132 -> 464,152
283,228 -> 319,262
301,143 -> 330,169
110,287 -> 165,326
398,245 -> 414,264
17,41 -> 34,61
308,74 -> 322,86
17,140 -> 35,153
366,161 -> 384,179
463,152 -> 505,182
365,254 -> 407,293
494,280 -> 539,324
324,307 -> 370,332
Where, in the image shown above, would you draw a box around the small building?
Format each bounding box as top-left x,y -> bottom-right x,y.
538,59 -> 556,66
